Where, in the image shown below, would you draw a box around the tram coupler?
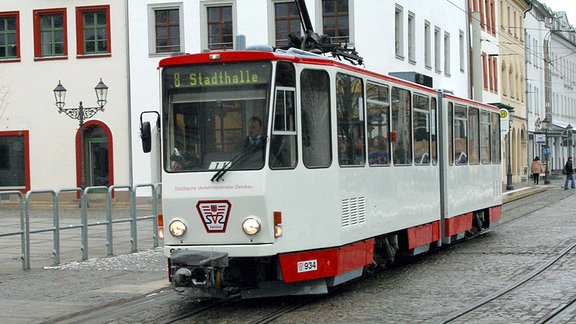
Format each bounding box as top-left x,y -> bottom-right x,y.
170,250 -> 228,288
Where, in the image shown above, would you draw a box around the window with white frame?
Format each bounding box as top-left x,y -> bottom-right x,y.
206,4 -> 233,50
322,0 -> 350,44
459,30 -> 464,72
444,31 -> 450,76
434,26 -> 441,73
408,11 -> 415,63
424,21 -> 431,69
148,4 -> 183,55
395,5 -> 404,59
274,1 -> 301,48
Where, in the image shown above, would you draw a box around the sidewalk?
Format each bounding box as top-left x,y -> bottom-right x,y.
502,172 -> 565,203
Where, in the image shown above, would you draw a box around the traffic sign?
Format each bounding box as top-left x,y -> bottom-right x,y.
500,108 -> 510,134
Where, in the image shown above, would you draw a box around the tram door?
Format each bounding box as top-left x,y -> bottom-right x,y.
85,126 -> 109,186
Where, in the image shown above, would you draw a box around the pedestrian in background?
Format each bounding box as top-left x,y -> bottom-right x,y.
563,156 -> 575,190
531,156 -> 542,185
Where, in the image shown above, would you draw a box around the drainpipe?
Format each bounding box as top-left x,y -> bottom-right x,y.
125,0 -> 134,189
471,12 -> 482,102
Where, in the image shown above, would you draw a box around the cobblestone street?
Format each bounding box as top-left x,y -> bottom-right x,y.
2,179 -> 576,323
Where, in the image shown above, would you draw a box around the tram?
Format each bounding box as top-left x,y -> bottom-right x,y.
140,1 -> 502,300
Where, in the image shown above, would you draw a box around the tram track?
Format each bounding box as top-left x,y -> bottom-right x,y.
437,187 -> 576,323
439,240 -> 576,323
43,288 -> 179,323
500,186 -> 573,225
537,295 -> 576,323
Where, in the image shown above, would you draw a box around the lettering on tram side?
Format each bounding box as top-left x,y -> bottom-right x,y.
174,184 -> 254,191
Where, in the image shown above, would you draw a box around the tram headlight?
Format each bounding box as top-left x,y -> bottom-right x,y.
242,217 -> 261,235
169,219 -> 187,237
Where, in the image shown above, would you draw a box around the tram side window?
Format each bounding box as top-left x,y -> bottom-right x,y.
431,97 -> 438,164
391,87 -> 412,165
480,110 -> 491,163
302,69 -> 332,168
366,82 -> 390,166
468,107 -> 480,164
337,73 -> 365,166
454,104 -> 468,165
491,112 -> 501,163
448,103 -> 454,165
270,61 -> 297,169
413,94 -> 430,165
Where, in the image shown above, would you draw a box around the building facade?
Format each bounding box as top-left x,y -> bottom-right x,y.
129,0 -> 470,188
1,0 -> 575,196
0,1 -> 131,196
525,0 -> 576,178
545,11 -> 576,169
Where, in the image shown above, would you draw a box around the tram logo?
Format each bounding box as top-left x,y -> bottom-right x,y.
196,200 -> 231,233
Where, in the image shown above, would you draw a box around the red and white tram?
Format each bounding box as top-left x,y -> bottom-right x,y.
143,46 -> 502,299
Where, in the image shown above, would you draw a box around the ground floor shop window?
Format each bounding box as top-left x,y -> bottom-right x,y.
0,131 -> 29,192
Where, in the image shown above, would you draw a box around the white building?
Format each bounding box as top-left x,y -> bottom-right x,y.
547,11 -> 576,168
525,1 -> 576,171
525,1 -> 552,169
128,0 -> 470,188
0,1 -> 130,196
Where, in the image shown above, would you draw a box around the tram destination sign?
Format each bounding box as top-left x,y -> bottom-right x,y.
163,62 -> 271,90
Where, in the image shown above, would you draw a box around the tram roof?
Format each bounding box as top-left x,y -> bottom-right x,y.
158,48 -> 335,68
158,49 -> 497,112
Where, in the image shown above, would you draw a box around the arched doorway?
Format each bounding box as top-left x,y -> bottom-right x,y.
76,121 -> 114,188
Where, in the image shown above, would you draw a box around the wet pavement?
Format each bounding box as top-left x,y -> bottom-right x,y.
0,175 -> 572,323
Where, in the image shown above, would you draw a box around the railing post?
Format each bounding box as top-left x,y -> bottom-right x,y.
17,192 -> 26,270
3,182 -> 162,269
25,190 -> 58,269
55,188 -> 83,266
80,188 -> 89,260
1,191 -> 27,270
106,186 -> 114,256
152,183 -> 161,248
134,183 -> 161,248
51,193 -> 60,266
130,186 -> 138,253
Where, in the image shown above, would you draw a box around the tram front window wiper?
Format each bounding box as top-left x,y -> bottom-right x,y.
211,137 -> 267,182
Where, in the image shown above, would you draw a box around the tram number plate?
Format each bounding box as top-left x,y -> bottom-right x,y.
297,259 -> 318,273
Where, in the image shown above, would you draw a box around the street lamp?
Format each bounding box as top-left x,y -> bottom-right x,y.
53,79 -> 109,189
506,107 -> 515,191
566,124 -> 573,158
541,116 -> 551,185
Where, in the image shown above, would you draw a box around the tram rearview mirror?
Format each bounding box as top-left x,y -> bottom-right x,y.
141,121 -> 152,153
140,111 -> 160,153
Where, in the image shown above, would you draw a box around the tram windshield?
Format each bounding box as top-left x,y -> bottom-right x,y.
161,62 -> 272,173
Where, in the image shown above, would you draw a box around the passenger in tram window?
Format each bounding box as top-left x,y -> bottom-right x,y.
368,136 -> 389,165
563,156 -> 575,190
530,156 -> 542,185
241,116 -> 264,147
232,116 -> 266,169
353,137 -> 365,164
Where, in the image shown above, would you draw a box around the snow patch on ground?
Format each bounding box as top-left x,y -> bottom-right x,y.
44,248 -> 166,272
